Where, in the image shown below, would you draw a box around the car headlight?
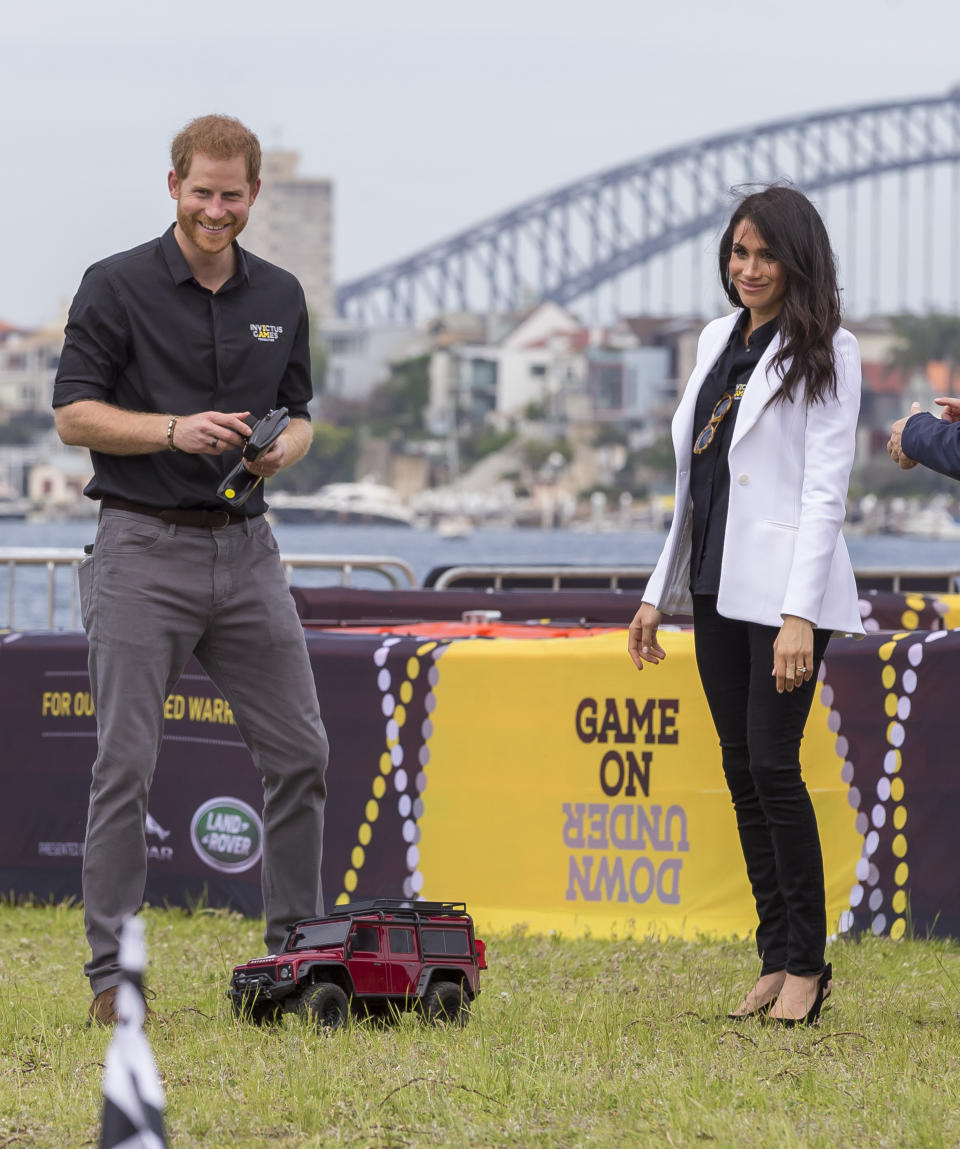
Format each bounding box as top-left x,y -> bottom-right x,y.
279,965 -> 293,980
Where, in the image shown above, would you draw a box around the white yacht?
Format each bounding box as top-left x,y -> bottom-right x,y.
268,481 -> 416,527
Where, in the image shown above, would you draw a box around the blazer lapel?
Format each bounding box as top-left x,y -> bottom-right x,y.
673,311 -> 740,457
729,330 -> 785,450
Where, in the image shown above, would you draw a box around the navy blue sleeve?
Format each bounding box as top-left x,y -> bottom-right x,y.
901,412 -> 960,480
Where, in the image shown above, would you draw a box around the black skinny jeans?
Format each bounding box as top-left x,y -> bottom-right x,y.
692,595 -> 831,977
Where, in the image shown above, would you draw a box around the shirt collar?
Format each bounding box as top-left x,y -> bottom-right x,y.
159,223 -> 250,290
737,309 -> 780,350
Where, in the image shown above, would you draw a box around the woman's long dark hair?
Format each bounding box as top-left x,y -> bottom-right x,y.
718,184 -> 842,406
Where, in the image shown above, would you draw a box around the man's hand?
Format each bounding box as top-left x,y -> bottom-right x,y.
243,436 -> 288,479
887,402 -> 921,470
242,417 -> 312,479
627,602 -> 666,671
54,399 -> 252,457
173,411 -> 251,455
934,396 -> 960,423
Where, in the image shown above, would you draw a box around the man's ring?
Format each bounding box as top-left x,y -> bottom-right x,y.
211,437 -> 219,449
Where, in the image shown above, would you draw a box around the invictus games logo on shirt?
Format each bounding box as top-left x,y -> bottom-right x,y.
190,796 -> 263,873
250,323 -> 283,342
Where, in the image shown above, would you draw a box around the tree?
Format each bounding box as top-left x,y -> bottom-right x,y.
887,313 -> 960,389
366,355 -> 431,437
270,422 -> 358,492
308,312 -> 328,396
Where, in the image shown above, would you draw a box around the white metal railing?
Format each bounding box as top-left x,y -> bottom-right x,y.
430,563 -> 960,595
0,549 -> 417,631
281,555 -> 416,589
3,548 -> 85,631
5,551 -> 960,631
431,564 -> 655,591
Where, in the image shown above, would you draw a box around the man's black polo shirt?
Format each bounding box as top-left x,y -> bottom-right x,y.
689,313 -> 779,595
53,224 -> 312,517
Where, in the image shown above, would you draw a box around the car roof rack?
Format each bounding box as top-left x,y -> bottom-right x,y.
328,898 -> 468,919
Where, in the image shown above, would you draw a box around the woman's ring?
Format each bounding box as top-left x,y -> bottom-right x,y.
796,665 -> 806,673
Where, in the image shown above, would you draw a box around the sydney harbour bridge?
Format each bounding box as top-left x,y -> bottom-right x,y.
337,90 -> 960,325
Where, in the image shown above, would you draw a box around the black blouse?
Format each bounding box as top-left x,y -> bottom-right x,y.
689,313 -> 779,595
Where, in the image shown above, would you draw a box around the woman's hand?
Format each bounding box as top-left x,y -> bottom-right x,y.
627,602 -> 666,671
772,614 -> 814,693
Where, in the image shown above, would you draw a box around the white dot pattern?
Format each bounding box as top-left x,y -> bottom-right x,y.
820,624 -> 922,941
337,635 -> 448,905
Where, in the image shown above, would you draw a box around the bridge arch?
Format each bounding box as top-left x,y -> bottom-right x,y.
337,91 -> 960,323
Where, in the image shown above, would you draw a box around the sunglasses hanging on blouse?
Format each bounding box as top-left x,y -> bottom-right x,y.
693,391 -> 734,455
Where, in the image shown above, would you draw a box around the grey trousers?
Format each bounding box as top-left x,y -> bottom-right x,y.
78,509 -> 328,996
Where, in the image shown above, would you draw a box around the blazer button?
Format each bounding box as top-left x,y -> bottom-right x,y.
737,474 -> 749,485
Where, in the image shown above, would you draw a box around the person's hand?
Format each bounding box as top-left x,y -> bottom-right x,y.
887,402 -> 920,470
172,410 -> 251,455
772,615 -> 814,694
627,602 -> 666,671
934,396 -> 960,423
242,435 -> 289,479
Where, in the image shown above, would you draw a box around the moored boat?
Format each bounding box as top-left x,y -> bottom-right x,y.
268,481 -> 416,527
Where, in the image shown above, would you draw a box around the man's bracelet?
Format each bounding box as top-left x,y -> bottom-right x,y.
167,416 -> 180,452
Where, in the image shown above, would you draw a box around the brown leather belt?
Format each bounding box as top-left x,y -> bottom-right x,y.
101,496 -> 253,529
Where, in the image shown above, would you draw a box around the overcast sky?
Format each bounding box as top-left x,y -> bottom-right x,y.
1,0 -> 955,326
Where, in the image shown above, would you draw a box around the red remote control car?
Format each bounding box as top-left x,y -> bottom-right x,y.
229,899 -> 487,1029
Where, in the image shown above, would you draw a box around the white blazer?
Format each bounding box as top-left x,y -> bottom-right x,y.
643,311 -> 865,635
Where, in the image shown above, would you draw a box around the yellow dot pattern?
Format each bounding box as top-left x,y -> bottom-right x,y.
836,629 -> 918,941
901,595 -> 926,632
881,634 -> 911,939
338,638 -> 443,904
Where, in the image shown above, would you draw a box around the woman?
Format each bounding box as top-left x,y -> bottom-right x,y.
628,185 -> 863,1026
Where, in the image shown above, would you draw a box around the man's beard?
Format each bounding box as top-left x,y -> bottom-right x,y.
177,205 -> 245,253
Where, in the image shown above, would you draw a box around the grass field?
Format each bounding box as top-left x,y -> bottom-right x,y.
1,901 -> 958,1148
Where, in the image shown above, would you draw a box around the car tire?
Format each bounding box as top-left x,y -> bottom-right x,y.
421,980 -> 470,1025
300,982 -> 350,1030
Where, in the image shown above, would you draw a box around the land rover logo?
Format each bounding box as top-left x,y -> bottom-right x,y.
190,797 -> 263,874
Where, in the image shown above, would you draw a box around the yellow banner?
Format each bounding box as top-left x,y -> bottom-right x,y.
418,630 -> 861,940
935,593 -> 960,629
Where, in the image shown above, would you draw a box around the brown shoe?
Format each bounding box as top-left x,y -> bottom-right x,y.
88,984 -> 157,1027
88,985 -> 121,1026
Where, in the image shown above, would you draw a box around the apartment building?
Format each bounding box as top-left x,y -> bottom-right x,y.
242,150 -> 335,321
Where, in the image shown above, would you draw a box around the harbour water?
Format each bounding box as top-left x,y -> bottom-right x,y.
3,518 -> 960,630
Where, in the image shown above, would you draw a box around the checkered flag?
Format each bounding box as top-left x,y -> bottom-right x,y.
100,916 -> 167,1149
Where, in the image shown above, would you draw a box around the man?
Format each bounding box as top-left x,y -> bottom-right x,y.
53,115 -> 329,1025
888,397 -> 960,475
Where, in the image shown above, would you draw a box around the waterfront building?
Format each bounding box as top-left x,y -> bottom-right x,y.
316,318 -> 422,407
0,321 -> 63,420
